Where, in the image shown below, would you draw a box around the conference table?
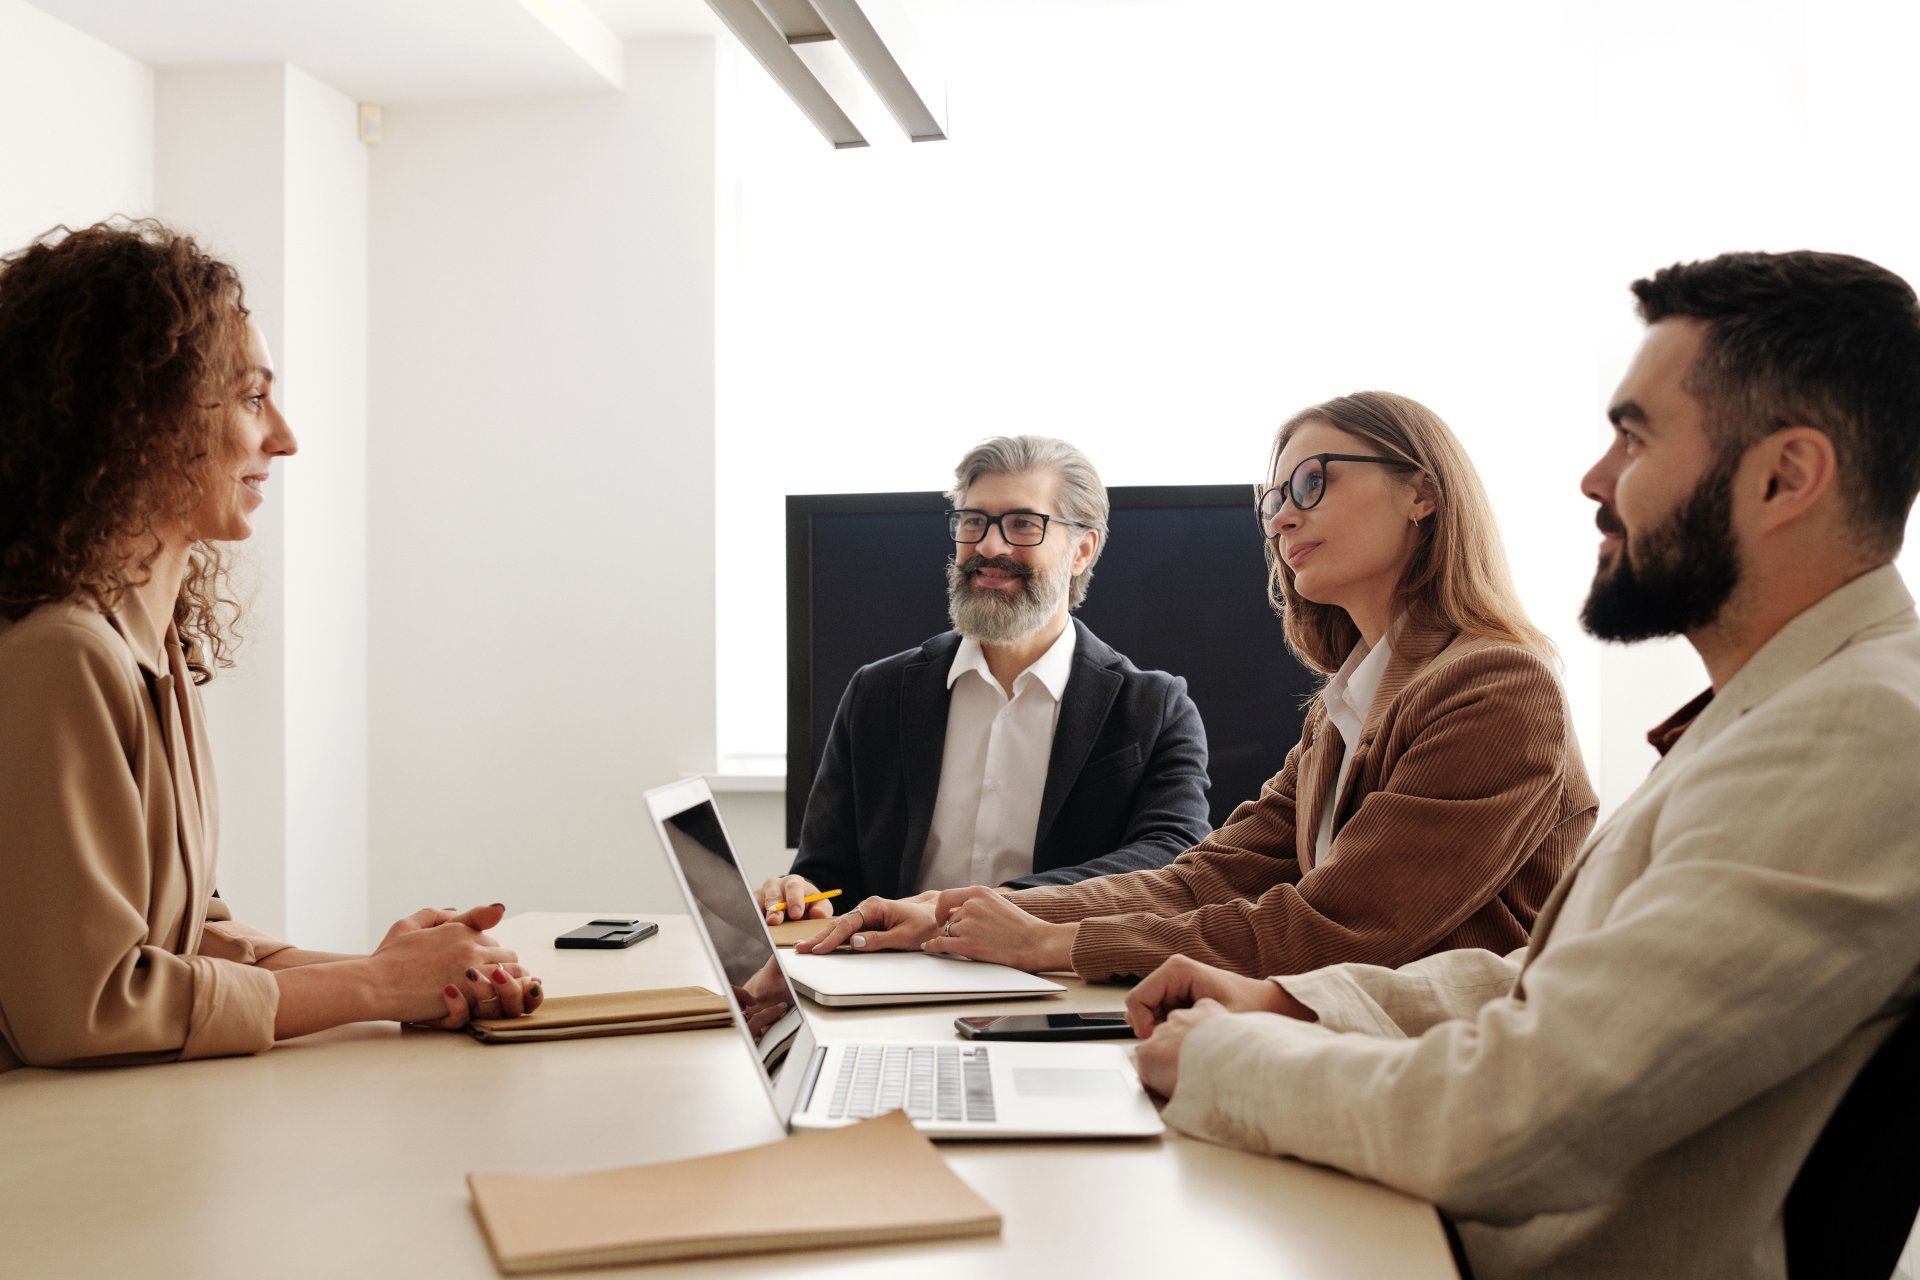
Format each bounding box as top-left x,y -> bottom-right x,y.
0,913 -> 1456,1278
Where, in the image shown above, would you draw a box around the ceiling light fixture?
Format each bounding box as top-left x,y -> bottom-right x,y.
703,0 -> 947,149
704,0 -> 868,148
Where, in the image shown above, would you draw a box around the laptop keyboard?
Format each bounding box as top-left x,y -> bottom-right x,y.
827,1044 -> 997,1124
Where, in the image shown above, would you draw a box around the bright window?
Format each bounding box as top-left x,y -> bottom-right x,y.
716,0 -> 1920,808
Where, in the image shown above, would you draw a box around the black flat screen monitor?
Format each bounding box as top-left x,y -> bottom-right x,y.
785,486 -> 1318,847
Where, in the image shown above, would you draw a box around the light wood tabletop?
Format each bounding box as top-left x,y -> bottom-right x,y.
0,912 -> 1456,1279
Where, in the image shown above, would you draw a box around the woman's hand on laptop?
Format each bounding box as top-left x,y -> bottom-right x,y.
794,896 -> 937,953
758,874 -> 833,926
919,886 -> 1078,972
1122,954 -> 1315,1039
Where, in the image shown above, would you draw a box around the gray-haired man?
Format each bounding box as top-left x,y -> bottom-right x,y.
759,435 -> 1213,924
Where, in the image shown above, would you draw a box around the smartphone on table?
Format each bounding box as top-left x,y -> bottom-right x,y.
954,1012 -> 1136,1041
554,919 -> 659,949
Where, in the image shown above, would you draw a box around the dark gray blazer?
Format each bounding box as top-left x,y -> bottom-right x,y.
789,619 -> 1213,904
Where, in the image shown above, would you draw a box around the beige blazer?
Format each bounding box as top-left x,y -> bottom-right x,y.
0,596 -> 288,1073
1012,622 -> 1596,981
1162,565 -> 1920,1280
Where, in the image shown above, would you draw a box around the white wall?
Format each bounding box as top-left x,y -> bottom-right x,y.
155,63 -> 370,949
281,65 -> 370,949
155,64 -> 294,935
366,38 -> 720,926
0,0 -> 151,251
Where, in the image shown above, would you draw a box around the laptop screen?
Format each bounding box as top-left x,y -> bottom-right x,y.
652,791 -> 808,1091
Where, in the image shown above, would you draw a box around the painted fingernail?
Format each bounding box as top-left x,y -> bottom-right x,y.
443,984 -> 460,998
490,968 -> 509,984
853,935 -> 866,949
529,984 -> 542,999
465,968 -> 478,981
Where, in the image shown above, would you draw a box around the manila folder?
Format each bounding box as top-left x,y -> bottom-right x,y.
467,1111 -> 1000,1271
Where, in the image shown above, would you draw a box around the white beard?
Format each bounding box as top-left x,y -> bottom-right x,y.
946,558 -> 1067,645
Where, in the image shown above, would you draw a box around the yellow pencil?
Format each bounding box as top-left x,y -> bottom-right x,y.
767,888 -> 843,913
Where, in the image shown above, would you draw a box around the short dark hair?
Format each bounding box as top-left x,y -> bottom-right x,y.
1631,250 -> 1920,558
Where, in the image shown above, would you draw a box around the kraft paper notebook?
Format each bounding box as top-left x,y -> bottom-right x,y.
467,987 -> 730,1043
767,919 -> 834,947
467,1111 -> 1001,1272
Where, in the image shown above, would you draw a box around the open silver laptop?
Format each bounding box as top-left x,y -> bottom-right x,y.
645,777 -> 1164,1139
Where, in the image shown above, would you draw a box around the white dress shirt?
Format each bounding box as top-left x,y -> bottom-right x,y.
914,621 -> 1079,893
1313,637 -> 1392,864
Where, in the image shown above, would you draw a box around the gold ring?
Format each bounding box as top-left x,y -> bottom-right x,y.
943,920 -> 954,938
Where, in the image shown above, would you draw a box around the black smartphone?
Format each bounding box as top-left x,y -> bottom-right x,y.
955,1012 -> 1136,1041
554,919 -> 658,949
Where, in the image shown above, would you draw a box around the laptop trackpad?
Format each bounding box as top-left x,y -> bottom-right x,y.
1012,1067 -> 1134,1098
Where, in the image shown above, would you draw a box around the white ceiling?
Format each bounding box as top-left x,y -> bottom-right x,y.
578,0 -> 726,37
29,0 -> 1154,103
30,0 -> 627,101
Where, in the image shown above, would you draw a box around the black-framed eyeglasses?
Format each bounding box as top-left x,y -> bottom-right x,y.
1256,453 -> 1419,530
948,509 -> 1088,547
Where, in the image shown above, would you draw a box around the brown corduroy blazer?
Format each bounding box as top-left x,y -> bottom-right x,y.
1010,621 -> 1597,982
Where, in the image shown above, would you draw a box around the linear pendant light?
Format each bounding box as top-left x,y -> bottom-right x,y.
704,0 -> 947,149
704,0 -> 869,148
811,0 -> 946,142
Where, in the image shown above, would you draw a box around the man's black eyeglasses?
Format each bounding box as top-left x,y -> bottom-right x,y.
1256,453 -> 1419,529
948,509 -> 1088,547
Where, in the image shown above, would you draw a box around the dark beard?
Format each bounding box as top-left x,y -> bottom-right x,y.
1580,459 -> 1741,642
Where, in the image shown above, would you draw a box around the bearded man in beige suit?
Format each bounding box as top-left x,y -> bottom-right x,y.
1124,250 -> 1920,1280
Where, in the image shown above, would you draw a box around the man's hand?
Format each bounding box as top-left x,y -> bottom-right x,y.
1123,953 -> 1316,1039
1134,998 -> 1230,1098
919,886 -> 1077,972
795,896 -> 938,953
757,874 -> 832,926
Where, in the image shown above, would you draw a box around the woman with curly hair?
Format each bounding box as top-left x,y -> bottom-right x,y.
0,220 -> 538,1072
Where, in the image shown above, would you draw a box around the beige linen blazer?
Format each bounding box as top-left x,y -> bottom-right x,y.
1163,565 -> 1920,1280
0,596 -> 288,1073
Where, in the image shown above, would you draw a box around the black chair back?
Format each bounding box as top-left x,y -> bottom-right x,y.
1784,1009 -> 1920,1280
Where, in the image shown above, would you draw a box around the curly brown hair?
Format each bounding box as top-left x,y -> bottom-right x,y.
0,219 -> 253,683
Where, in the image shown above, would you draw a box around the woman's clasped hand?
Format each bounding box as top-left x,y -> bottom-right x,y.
369,903 -> 544,1030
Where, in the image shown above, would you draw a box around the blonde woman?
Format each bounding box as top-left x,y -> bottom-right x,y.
802,392 -> 1596,981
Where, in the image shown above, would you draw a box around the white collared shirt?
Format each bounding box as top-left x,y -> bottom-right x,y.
914,621 -> 1080,893
1313,637 -> 1392,864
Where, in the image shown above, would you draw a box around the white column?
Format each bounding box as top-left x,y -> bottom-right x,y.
155,64 -> 370,949
365,39 -> 718,926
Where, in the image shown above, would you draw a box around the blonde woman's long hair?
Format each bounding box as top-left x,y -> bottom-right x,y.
1264,390 -> 1551,674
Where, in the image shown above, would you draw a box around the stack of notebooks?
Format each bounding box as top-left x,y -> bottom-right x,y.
467,987 -> 732,1043
468,1111 -> 1001,1271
